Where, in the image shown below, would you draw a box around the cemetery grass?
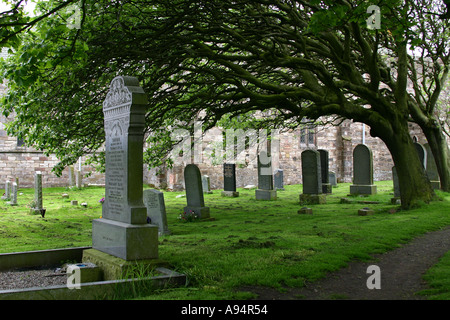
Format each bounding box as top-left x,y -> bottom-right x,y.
0,182 -> 449,300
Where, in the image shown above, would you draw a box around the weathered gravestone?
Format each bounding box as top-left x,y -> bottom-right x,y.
329,171 -> 337,187
300,149 -> 326,204
392,166 -> 400,198
30,171 -> 45,215
143,189 -> 170,235
391,166 -> 401,204
318,149 -> 332,194
1,181 -> 10,200
255,151 -> 277,200
413,142 -> 427,168
68,165 -> 75,187
424,143 -> 441,189
274,169 -> 285,191
202,175 -> 213,194
8,182 -> 18,206
184,164 -> 210,218
222,163 -> 239,197
349,144 -> 377,195
76,170 -> 82,189
90,76 -> 158,261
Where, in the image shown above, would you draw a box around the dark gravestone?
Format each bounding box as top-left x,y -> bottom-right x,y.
424,143 -> 441,189
184,164 -> 210,218
274,169 -> 285,191
92,76 -> 158,261
300,149 -> 326,204
392,166 -> 400,198
255,151 -> 277,200
350,144 -> 377,195
143,189 -> 170,235
222,163 -> 239,197
413,142 -> 427,168
318,149 -> 332,194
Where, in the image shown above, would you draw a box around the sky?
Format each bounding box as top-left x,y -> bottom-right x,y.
0,0 -> 37,16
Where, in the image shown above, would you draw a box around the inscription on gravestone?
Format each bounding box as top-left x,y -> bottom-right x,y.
91,76 -> 158,261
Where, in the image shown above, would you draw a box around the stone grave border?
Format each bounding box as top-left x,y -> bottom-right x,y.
0,247 -> 186,300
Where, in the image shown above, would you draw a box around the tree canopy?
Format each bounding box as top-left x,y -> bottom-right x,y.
0,0 -> 449,208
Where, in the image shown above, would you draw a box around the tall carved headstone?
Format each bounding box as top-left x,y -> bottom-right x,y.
91,76 -> 158,261
255,151 -> 277,200
350,144 -> 377,195
184,164 -> 210,218
424,143 -> 441,189
300,149 -> 326,204
318,149 -> 332,194
222,163 -> 239,197
274,169 -> 285,191
143,189 -> 170,235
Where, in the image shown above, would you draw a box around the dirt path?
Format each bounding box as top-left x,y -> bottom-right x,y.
244,226 -> 450,300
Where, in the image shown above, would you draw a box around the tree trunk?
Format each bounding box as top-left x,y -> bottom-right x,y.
380,122 -> 435,209
421,125 -> 450,192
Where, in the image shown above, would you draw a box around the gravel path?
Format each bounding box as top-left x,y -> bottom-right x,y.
0,266 -> 67,291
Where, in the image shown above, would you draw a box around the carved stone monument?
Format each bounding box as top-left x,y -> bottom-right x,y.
89,76 -> 158,261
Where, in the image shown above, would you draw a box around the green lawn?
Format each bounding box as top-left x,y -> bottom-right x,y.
0,181 -> 449,300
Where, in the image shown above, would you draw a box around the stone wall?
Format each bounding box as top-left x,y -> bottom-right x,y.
157,118 -> 438,191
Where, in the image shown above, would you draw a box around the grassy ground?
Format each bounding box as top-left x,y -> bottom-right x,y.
0,181 -> 449,300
